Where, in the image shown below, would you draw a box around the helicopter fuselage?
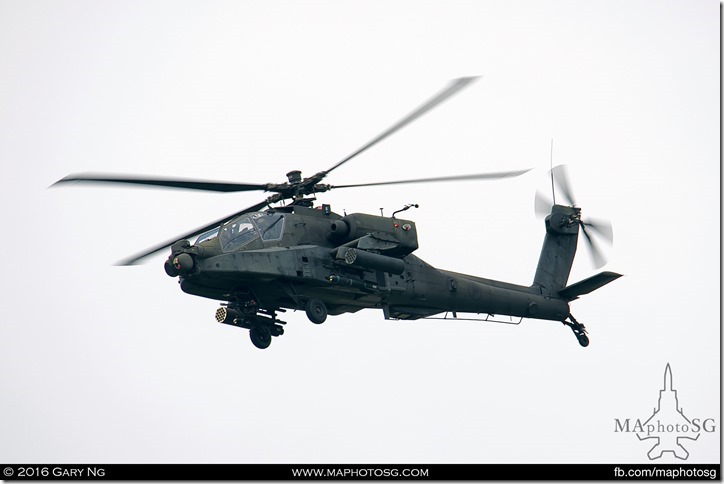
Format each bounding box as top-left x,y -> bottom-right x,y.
167,204 -> 570,323
54,78 -> 621,349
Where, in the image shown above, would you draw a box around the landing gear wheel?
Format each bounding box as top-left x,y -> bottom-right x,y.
576,333 -> 590,347
249,325 -> 272,349
305,298 -> 328,324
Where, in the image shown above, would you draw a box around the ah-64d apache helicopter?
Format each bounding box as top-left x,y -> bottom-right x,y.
54,77 -> 621,349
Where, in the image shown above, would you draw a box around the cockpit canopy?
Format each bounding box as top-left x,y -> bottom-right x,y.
215,212 -> 285,252
194,227 -> 219,245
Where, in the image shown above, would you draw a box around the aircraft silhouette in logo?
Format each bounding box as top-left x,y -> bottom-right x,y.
637,364 -> 699,460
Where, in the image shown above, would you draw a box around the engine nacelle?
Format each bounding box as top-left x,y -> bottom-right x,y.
327,220 -> 350,241
329,213 -> 418,257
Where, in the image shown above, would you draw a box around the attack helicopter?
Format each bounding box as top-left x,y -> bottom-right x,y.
54,77 -> 621,349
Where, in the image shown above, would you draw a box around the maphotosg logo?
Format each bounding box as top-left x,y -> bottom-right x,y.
614,364 -> 717,460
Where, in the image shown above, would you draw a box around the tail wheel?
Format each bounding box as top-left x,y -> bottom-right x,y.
576,333 -> 590,347
563,315 -> 590,348
250,325 -> 272,349
305,298 -> 328,324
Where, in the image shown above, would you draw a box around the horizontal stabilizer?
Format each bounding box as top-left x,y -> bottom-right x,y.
558,271 -> 622,301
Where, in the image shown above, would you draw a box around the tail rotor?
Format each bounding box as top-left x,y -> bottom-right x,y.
535,165 -> 614,269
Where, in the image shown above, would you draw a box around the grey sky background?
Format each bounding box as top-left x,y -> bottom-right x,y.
0,0 -> 719,464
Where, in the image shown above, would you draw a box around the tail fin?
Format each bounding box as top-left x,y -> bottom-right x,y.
532,205 -> 580,295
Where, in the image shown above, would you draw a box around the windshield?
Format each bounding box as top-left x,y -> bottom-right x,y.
219,215 -> 258,252
218,212 -> 285,252
251,213 -> 285,241
195,227 -> 219,245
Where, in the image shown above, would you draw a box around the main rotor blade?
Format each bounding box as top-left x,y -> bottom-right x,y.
551,165 -> 576,207
332,169 -> 529,189
324,77 -> 479,176
116,199 -> 269,266
53,173 -> 269,193
580,223 -> 607,269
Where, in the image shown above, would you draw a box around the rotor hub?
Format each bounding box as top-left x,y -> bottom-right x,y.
286,170 -> 302,184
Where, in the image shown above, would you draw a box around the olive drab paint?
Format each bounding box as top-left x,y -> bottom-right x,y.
52,78 -> 621,349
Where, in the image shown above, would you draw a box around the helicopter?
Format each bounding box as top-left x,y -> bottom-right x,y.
54,77 -> 621,349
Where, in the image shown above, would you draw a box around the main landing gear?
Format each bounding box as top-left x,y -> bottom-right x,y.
305,298 -> 328,324
215,297 -> 286,350
214,296 -> 330,349
562,314 -> 589,347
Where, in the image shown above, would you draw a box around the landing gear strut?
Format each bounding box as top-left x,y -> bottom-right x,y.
563,314 -> 589,347
215,296 -> 285,349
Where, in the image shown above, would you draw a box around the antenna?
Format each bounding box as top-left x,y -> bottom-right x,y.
392,203 -> 419,218
550,138 -> 556,205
